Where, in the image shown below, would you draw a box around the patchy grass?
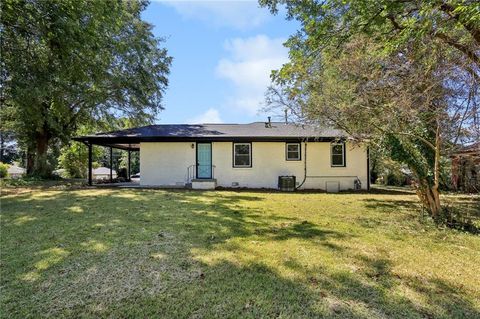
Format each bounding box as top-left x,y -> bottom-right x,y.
1,185 -> 479,318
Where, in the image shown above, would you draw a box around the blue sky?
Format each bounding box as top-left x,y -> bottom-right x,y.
143,1 -> 298,124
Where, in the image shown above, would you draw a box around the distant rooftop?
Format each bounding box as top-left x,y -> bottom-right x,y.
93,167 -> 117,175
452,142 -> 480,156
7,165 -> 25,175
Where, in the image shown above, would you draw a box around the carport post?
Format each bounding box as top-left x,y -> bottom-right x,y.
88,143 -> 92,186
127,150 -> 131,181
109,147 -> 113,182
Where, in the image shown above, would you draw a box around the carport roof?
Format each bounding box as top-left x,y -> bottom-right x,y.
73,122 -> 346,150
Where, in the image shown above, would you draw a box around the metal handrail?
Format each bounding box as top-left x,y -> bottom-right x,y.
186,165 -> 196,183
186,164 -> 216,183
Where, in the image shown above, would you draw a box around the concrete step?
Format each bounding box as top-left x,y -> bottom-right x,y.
191,179 -> 216,190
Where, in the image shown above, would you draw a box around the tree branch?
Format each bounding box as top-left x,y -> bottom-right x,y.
435,32 -> 480,67
438,2 -> 480,45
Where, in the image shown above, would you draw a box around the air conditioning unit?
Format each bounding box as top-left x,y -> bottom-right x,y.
278,176 -> 296,192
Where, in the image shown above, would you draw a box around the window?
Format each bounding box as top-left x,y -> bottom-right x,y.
233,143 -> 251,167
331,143 -> 345,167
286,143 -> 301,161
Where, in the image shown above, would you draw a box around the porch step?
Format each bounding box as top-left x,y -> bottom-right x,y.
191,179 -> 217,190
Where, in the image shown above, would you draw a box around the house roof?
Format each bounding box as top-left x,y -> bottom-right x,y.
451,142 -> 480,157
7,165 -> 25,174
93,167 -> 117,175
73,122 -> 346,150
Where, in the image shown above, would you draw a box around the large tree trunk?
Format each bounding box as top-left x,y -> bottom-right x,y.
415,124 -> 442,217
30,132 -> 51,177
415,179 -> 441,217
26,145 -> 35,175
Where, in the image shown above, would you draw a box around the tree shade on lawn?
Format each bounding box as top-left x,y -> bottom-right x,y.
1,185 -> 479,318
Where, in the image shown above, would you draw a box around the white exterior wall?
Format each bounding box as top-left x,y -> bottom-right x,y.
140,142 -> 195,187
140,141 -> 368,190
301,142 -> 368,190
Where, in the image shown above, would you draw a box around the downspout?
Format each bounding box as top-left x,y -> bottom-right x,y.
367,146 -> 370,190
296,140 -> 307,190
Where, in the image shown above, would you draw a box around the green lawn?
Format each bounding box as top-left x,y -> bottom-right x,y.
1,185 -> 479,318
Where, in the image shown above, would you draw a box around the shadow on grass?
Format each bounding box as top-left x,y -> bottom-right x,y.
1,188 -> 478,318
362,198 -> 419,211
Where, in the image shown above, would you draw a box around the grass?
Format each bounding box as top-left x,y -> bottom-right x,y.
1,184 -> 479,318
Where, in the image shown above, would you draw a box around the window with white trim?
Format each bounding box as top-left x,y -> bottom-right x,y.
331,143 -> 345,167
233,143 -> 251,167
286,143 -> 301,161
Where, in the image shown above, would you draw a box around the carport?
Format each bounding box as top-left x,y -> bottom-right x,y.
72,134 -> 140,186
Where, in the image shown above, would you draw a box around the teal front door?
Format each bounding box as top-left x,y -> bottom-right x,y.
197,143 -> 212,179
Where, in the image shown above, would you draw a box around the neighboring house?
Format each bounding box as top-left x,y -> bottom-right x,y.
73,121 -> 370,191
93,167 -> 117,180
451,142 -> 480,193
7,165 -> 25,178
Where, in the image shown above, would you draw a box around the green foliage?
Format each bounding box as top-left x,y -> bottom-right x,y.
260,0 -> 479,65
57,143 -> 88,179
1,187 -> 479,317
1,0 -> 171,176
385,134 -> 432,183
58,119 -> 142,179
376,158 -> 410,187
260,0 -> 479,215
436,205 -> 479,234
58,142 -> 101,178
0,162 -> 9,178
120,151 -> 140,175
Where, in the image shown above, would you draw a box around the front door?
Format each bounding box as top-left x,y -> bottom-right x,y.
197,143 -> 212,179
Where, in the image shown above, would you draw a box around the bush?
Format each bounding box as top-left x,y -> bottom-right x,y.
0,162 -> 9,178
117,167 -> 128,179
385,172 -> 407,186
434,205 -> 479,234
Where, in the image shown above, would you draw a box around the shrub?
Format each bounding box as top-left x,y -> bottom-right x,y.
117,167 -> 128,179
434,205 -> 479,234
385,172 -> 407,186
0,162 -> 9,178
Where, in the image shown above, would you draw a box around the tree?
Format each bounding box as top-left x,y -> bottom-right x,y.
1,0 -> 171,177
260,0 -> 479,217
58,142 -> 90,178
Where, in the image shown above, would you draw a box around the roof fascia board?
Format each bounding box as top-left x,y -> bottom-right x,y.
72,136 -> 342,144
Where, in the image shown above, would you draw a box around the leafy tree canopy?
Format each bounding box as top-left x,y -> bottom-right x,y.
260,0 -> 479,216
1,0 -> 172,176
261,0 -> 479,67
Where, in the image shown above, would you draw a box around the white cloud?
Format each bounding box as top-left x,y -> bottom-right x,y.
215,35 -> 288,114
186,108 -> 223,124
160,1 -> 270,30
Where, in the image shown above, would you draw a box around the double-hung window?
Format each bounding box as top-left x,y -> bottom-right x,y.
286,143 -> 301,161
331,143 -> 345,167
233,143 -> 252,167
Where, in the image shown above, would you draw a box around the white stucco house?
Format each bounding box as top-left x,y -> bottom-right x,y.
74,121 -> 370,191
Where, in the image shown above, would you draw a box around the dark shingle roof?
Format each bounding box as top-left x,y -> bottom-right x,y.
73,122 -> 346,149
